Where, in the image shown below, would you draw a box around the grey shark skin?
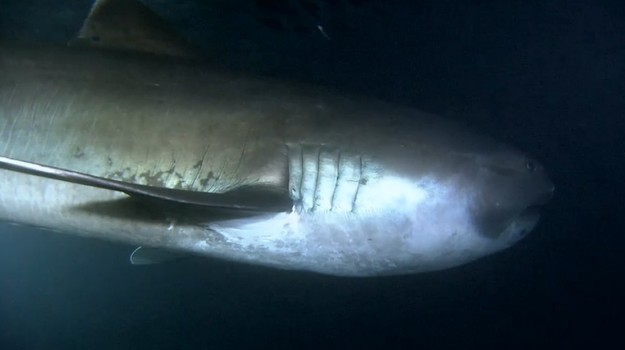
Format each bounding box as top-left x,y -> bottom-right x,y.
0,0 -> 553,276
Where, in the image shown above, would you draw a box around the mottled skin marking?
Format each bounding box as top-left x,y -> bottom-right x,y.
72,146 -> 85,159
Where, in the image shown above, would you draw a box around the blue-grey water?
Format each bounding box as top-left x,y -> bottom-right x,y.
1,0 -> 623,349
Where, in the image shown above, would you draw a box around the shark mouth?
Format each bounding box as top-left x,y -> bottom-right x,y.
519,206 -> 541,220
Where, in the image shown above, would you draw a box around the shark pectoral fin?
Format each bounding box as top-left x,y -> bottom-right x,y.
68,0 -> 203,60
0,156 -> 292,212
130,246 -> 189,265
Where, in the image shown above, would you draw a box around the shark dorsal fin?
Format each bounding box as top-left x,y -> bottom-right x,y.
68,0 -> 202,60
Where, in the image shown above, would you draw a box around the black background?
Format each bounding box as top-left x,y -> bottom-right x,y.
1,0 -> 623,349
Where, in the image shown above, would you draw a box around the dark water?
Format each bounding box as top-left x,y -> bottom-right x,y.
1,0 -> 623,348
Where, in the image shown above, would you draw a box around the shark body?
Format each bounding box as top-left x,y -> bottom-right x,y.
0,0 -> 553,276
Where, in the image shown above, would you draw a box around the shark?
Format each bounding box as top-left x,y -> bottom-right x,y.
0,0 -> 553,276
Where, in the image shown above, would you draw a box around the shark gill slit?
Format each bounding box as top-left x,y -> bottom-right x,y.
289,144 -> 304,207
305,145 -> 320,211
285,143 -> 295,201
313,145 -> 322,211
329,149 -> 341,212
298,144 -> 305,208
352,155 -> 363,213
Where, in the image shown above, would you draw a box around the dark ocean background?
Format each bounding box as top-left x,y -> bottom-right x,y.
0,0 -> 623,349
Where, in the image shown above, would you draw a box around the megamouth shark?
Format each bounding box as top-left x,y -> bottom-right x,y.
0,0 -> 553,276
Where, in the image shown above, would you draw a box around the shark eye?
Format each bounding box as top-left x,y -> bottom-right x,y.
525,161 -> 537,172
